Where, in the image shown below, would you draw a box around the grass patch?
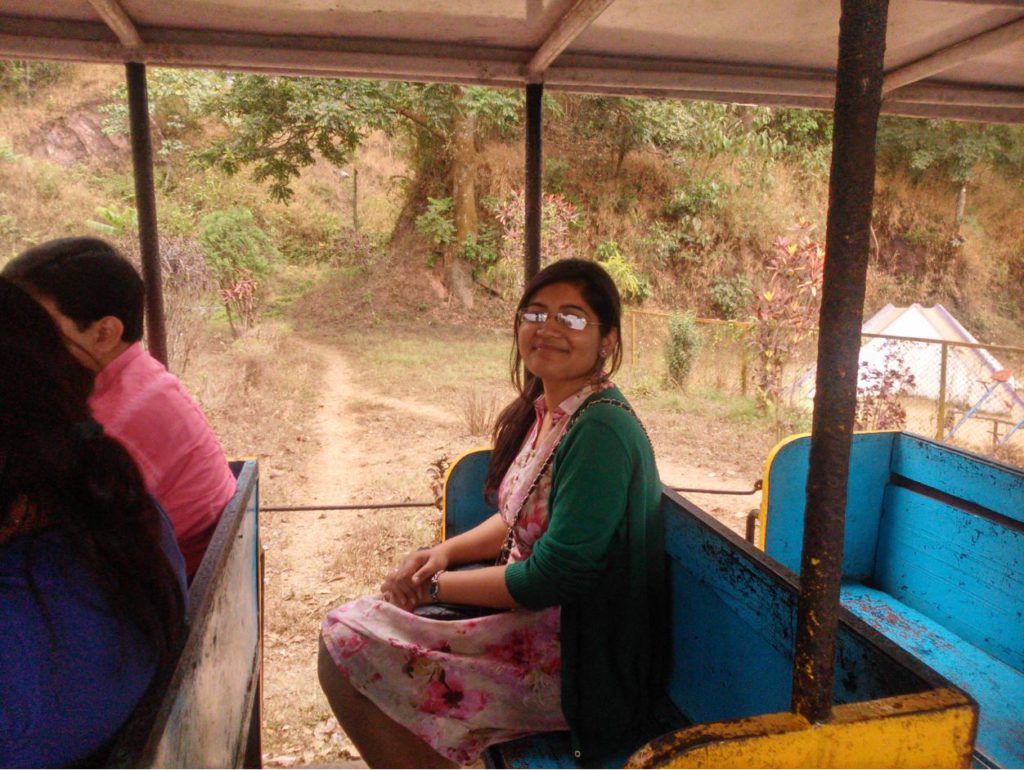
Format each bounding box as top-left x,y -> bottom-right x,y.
341,328 -> 510,400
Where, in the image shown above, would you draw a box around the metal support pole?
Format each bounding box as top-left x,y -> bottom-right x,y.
126,62 -> 168,367
936,342 -> 949,439
792,0 -> 890,724
524,82 -> 543,282
352,168 -> 359,232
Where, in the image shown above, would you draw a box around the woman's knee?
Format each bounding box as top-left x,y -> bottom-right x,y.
317,636 -> 344,694
318,635 -> 362,708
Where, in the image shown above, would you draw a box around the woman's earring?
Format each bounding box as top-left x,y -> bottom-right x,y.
599,348 -> 607,357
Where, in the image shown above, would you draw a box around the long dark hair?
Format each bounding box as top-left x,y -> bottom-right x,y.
484,259 -> 623,498
0,278 -> 185,673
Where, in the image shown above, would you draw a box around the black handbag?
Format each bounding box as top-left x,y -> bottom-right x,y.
412,562 -> 506,621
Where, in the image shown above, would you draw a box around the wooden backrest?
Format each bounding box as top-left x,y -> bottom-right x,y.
876,435 -> 1024,670
889,433 -> 1024,526
760,432 -> 897,581
107,460 -> 262,768
762,432 -> 1024,671
664,489 -> 935,724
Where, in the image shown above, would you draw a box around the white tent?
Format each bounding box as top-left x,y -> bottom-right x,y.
794,303 -> 1024,417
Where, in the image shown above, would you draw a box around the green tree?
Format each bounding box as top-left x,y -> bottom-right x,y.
100,68 -> 227,185
198,76 -> 520,307
877,118 -> 1018,235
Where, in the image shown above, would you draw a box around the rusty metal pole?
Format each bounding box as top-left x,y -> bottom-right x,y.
524,82 -> 543,282
792,0 -> 890,724
126,61 -> 168,367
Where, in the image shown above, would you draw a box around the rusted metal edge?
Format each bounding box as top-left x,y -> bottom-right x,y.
671,479 -> 762,496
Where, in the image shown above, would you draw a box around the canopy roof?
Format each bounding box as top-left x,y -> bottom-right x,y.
1,0 -> 1023,123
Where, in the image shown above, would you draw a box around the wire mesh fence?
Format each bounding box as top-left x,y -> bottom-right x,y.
622,308 -> 1024,466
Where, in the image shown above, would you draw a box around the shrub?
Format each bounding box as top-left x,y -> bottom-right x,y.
748,222 -> 824,412
199,207 -> 277,334
0,61 -> 68,101
639,221 -> 682,265
854,347 -> 916,431
665,311 -> 702,389
459,226 -> 501,271
709,276 -> 752,320
491,190 -> 580,295
414,196 -> 456,250
459,390 -> 500,436
597,241 -> 649,303
0,137 -> 20,162
661,177 -> 726,221
116,235 -> 213,375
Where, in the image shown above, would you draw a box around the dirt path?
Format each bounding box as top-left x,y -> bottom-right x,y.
261,340 -> 366,767
261,339 -> 459,767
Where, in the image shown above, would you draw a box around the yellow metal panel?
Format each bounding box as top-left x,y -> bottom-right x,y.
627,688 -> 977,769
757,432 -> 809,551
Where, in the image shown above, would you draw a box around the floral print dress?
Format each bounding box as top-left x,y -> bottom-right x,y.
320,379 -> 612,764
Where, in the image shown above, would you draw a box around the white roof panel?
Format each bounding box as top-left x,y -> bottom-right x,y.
0,0 -> 1022,122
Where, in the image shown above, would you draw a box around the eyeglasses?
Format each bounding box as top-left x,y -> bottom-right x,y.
518,310 -> 599,332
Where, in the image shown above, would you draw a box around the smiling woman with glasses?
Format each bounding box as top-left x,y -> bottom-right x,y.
319,259 -> 665,768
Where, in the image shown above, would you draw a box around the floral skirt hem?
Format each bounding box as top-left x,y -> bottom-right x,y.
321,596 -> 566,765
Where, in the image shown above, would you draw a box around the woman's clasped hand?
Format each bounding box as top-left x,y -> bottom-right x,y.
379,546 -> 448,610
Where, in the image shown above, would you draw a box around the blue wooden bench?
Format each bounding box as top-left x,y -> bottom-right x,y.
442,448 -> 977,768
105,459 -> 263,768
760,432 -> 1023,768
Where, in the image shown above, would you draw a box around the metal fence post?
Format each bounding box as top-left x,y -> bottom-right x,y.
936,342 -> 949,440
631,311 -> 637,370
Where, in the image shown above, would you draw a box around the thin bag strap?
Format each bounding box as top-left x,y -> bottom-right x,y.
496,395 -> 649,565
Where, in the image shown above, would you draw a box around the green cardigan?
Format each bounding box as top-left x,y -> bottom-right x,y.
504,387 -> 667,763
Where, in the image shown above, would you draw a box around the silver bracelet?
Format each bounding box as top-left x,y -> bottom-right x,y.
428,569 -> 446,603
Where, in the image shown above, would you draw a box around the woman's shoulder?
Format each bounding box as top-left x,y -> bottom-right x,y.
559,388 -> 650,462
574,387 -> 643,433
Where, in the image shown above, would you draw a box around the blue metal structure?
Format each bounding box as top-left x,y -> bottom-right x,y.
441,450 -> 977,768
441,447 -> 498,541
760,432 -> 1024,768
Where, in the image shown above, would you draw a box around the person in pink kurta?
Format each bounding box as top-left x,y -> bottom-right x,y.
89,342 -> 236,577
2,237 -> 235,578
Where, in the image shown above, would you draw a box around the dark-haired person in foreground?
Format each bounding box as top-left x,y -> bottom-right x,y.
318,258 -> 665,767
2,237 -> 235,579
0,278 -> 187,767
